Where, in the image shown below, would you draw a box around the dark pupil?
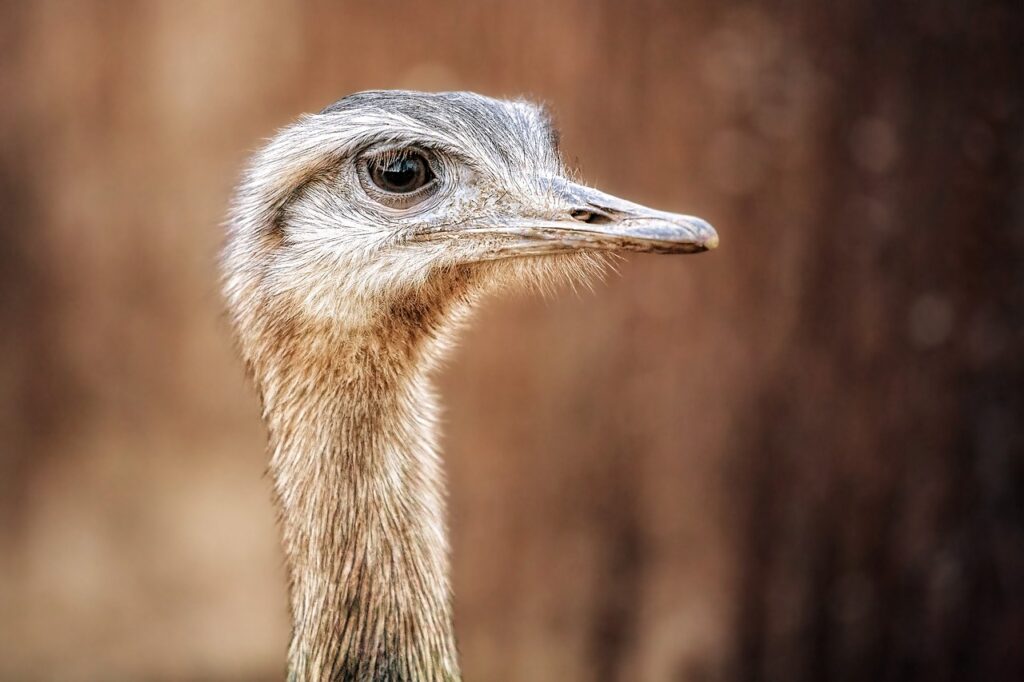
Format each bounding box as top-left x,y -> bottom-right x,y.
376,156 -> 425,192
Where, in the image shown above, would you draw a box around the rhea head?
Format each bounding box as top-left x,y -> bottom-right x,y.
224,90 -> 717,350
223,91 -> 717,679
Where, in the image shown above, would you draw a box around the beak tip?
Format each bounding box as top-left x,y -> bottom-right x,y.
689,218 -> 718,251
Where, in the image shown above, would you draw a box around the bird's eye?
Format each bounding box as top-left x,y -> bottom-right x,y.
367,151 -> 434,194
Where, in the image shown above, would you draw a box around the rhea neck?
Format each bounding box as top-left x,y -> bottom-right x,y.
254,278 -> 475,681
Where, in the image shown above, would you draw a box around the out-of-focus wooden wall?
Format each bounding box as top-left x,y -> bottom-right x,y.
0,1 -> 1019,681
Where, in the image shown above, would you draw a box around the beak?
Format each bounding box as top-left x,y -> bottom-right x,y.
419,176 -> 718,259
528,176 -> 719,254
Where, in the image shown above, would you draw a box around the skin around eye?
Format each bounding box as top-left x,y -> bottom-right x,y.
359,148 -> 440,209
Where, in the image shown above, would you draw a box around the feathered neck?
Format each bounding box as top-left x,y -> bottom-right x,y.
249,289 -> 470,681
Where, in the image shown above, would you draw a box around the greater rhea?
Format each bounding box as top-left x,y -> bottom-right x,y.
223,90 -> 717,681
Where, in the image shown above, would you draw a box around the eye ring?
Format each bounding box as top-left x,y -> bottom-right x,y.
358,147 -> 440,209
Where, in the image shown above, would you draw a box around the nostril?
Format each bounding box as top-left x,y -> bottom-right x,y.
570,208 -> 614,224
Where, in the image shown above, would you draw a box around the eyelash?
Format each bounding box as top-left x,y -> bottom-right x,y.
373,148 -> 413,168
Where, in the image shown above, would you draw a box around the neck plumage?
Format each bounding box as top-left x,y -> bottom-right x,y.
257,312 -> 462,681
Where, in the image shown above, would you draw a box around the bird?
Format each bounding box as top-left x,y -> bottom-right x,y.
222,90 -> 717,682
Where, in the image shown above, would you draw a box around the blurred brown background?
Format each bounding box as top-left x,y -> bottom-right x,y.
1,1 -> 1021,680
